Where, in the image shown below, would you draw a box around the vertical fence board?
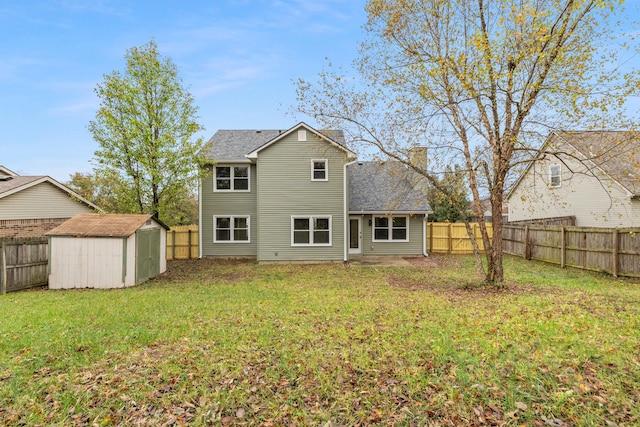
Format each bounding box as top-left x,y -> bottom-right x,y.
503,224 -> 640,278
426,223 -> 493,254
0,238 -> 48,293
166,226 -> 199,260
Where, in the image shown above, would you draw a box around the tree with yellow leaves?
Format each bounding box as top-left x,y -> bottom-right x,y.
296,0 -> 639,286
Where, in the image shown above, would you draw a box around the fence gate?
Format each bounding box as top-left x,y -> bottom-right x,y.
0,239 -> 48,294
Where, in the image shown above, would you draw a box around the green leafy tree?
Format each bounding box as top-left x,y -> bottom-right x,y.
296,0 -> 639,286
88,40 -> 204,223
428,165 -> 469,223
66,170 -> 128,213
67,171 -> 198,226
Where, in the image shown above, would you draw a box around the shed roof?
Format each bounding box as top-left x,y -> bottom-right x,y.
201,123 -> 348,163
348,161 -> 432,214
47,214 -> 167,238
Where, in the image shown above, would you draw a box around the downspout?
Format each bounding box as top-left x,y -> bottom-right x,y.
344,159 -> 358,262
423,214 -> 429,257
198,176 -> 203,258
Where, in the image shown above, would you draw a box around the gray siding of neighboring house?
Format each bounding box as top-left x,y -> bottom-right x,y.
256,130 -> 348,261
0,182 -> 93,220
359,214 -> 425,256
201,163 -> 258,257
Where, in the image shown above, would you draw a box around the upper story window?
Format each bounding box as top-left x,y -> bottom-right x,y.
215,166 -> 249,192
373,216 -> 409,242
311,159 -> 328,181
549,164 -> 561,188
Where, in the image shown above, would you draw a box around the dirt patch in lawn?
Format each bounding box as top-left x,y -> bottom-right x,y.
388,274 -> 555,301
403,256 -> 454,268
156,258 -> 256,283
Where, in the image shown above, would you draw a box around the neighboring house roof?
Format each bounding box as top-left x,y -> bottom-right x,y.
47,213 -> 168,238
508,130 -> 640,199
0,175 -> 101,211
0,165 -> 18,176
348,161 -> 432,214
201,122 -> 351,163
555,131 -> 640,197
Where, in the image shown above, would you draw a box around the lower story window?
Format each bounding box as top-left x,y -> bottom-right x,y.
214,216 -> 250,243
292,216 -> 332,246
373,216 -> 408,242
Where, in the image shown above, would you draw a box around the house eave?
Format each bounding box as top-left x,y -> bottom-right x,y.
348,210 -> 433,215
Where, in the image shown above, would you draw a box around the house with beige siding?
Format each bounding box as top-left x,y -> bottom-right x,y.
508,131 -> 640,227
199,122 -> 432,262
0,167 -> 100,238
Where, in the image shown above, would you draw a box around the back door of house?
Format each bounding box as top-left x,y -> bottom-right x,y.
349,216 -> 362,255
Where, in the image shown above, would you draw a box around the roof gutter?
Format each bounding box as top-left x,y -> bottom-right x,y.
344,159 -> 359,262
198,176 -> 203,259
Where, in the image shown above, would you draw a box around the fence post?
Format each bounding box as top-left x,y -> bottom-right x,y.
448,223 -> 453,254
172,230 -> 176,260
188,230 -> 192,260
561,227 -> 566,269
1,242 -> 6,295
523,226 -> 530,260
612,228 -> 619,277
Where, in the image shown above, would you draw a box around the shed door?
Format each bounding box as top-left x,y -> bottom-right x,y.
136,228 -> 160,284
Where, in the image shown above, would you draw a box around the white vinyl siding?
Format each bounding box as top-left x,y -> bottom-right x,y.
508,146 -> 640,227
549,164 -> 561,188
311,159 -> 328,181
214,166 -> 250,192
372,215 -> 409,242
291,215 -> 332,246
0,182 -> 93,220
214,215 -> 250,243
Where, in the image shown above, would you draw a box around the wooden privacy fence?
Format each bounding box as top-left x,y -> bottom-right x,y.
167,225 -> 199,260
503,224 -> 640,278
427,222 -> 493,254
0,238 -> 48,294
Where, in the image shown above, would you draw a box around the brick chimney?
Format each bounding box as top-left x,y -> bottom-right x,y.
408,146 -> 428,192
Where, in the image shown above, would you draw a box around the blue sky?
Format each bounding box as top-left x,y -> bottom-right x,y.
1,0 -> 367,182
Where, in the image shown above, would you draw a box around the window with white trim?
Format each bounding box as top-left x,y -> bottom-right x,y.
311,159 -> 328,181
215,166 -> 249,191
214,216 -> 250,243
549,164 -> 561,188
291,216 -> 332,246
373,216 -> 408,242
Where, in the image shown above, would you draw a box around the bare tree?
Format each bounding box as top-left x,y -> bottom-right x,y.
296,0 -> 639,286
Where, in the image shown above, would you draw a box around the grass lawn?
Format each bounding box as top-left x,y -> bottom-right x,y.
1,255 -> 638,426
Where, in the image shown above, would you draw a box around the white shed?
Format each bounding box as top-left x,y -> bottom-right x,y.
47,214 -> 168,289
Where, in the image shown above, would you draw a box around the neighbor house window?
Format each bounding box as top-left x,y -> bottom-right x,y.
373,216 -> 408,242
549,164 -> 561,188
291,216 -> 332,246
311,159 -> 328,181
214,216 -> 250,242
215,166 -> 249,191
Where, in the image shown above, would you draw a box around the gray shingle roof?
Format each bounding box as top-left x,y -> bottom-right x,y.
200,128 -> 347,162
0,176 -> 46,196
552,130 -> 640,196
348,161 -> 431,213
